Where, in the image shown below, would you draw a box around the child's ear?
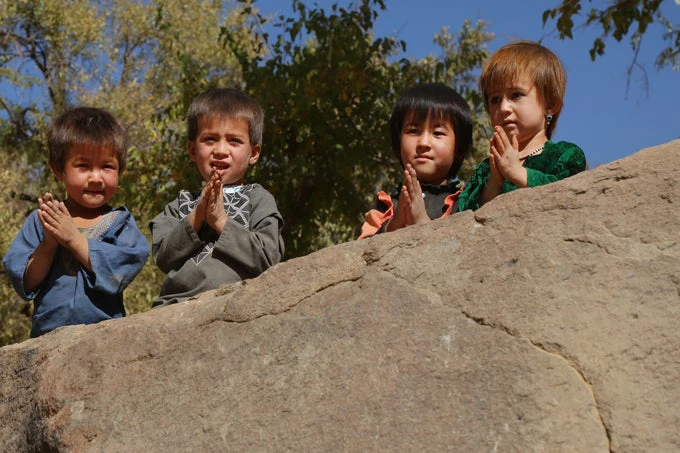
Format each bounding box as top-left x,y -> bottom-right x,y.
188,141 -> 197,162
51,164 -> 64,181
249,144 -> 261,165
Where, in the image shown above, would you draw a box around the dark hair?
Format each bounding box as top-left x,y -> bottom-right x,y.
188,88 -> 264,146
480,40 -> 566,139
390,83 -> 473,179
49,107 -> 127,173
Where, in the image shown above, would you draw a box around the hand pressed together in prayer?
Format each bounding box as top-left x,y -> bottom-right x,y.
190,169 -> 229,234
387,164 -> 431,232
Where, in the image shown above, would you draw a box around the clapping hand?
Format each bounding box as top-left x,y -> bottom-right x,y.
37,193 -> 79,249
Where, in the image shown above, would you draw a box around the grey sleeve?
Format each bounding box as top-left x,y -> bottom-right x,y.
150,200 -> 204,274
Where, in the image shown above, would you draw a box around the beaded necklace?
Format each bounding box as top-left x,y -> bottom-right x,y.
519,145 -> 544,161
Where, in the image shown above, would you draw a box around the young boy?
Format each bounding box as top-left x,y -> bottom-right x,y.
149,88 -> 284,307
3,107 -> 150,338
359,83 -> 473,238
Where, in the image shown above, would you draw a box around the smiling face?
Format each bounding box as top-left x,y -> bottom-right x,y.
52,144 -> 120,216
487,73 -> 549,149
399,111 -> 456,186
188,115 -> 261,186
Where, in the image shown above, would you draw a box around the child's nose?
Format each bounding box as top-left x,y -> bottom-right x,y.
417,132 -> 432,147
88,169 -> 104,184
213,139 -> 229,156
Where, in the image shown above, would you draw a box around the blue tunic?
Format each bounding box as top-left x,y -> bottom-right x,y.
3,206 -> 150,337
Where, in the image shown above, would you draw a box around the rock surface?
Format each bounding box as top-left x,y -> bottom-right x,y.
1,140 -> 679,452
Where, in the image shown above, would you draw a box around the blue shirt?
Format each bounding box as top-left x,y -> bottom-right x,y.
3,206 -> 149,337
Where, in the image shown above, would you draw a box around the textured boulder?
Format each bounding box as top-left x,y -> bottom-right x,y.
1,140 -> 679,452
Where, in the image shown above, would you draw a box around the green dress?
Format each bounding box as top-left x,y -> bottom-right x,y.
458,140 -> 587,211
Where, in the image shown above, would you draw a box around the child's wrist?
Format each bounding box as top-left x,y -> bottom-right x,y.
506,168 -> 528,188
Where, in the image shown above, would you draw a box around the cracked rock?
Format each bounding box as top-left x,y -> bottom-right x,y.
1,140 -> 679,452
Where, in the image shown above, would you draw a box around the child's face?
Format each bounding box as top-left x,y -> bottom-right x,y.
487,74 -> 547,146
400,113 -> 455,186
52,144 -> 119,213
189,115 -> 261,186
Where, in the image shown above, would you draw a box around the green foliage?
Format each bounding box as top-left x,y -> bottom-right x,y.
0,0 -> 493,345
224,0 -> 492,257
0,0 -> 260,346
542,0 -> 679,71
0,153 -> 36,345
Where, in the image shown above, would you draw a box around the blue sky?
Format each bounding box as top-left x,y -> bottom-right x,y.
256,0 -> 680,167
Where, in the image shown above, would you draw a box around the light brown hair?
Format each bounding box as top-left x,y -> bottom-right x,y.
480,40 -> 566,139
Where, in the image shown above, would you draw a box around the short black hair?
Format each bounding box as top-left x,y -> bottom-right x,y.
48,107 -> 127,173
390,83 -> 473,179
188,88 -> 264,146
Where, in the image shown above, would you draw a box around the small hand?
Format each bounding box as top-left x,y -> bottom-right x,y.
403,164 -> 429,225
189,178 -> 211,232
205,170 -> 228,234
386,184 -> 409,232
490,126 -> 527,186
38,193 -> 80,248
37,193 -> 59,248
487,138 -> 505,190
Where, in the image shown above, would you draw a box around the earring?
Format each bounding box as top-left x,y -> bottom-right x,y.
546,114 -> 553,125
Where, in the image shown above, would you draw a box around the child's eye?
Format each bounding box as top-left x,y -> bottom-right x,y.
229,138 -> 243,144
489,96 -> 501,104
512,91 -> 524,99
405,127 -> 420,135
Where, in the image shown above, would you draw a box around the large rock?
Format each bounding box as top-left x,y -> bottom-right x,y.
1,140 -> 679,452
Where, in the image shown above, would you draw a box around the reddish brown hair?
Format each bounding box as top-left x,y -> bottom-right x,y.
481,40 -> 566,139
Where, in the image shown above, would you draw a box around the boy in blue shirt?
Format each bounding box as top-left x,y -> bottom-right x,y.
3,107 -> 150,338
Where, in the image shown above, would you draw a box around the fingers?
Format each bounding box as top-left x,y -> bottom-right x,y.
496,126 -> 512,148
408,165 -> 420,191
401,184 -> 412,206
212,172 -> 223,202
210,172 -> 224,207
489,140 -> 500,160
39,192 -> 54,207
404,165 -> 422,199
204,169 -> 223,206
57,200 -> 70,216
491,128 -> 507,155
510,133 -> 519,151
38,197 -> 60,220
